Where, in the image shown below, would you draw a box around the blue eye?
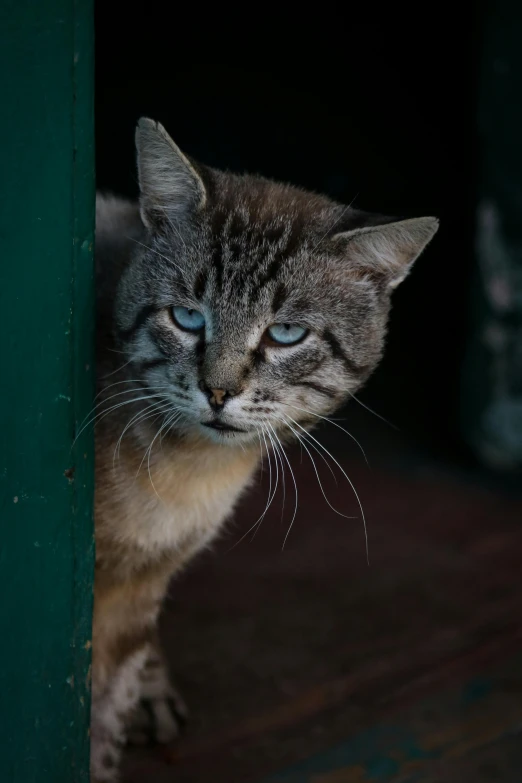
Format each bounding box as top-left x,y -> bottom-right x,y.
172,306 -> 205,332
267,323 -> 308,346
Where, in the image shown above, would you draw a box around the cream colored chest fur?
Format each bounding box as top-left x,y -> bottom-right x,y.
96,432 -> 259,564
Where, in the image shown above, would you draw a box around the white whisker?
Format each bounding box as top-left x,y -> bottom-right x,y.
349,393 -> 398,430
76,382 -> 175,441
266,423 -> 286,523
251,426 -> 278,540
113,400 -> 173,465
127,236 -> 185,275
280,416 -> 355,523
137,409 -> 183,501
286,415 -> 369,565
73,393 -> 167,446
76,381 -> 142,431
101,358 -> 133,379
164,411 -> 185,438
272,428 -> 299,551
254,425 -> 280,540
76,381 -> 171,437
281,402 -> 369,467
153,204 -> 188,254
255,426 -> 265,483
310,194 -> 359,255
226,428 -> 280,551
94,379 -> 173,402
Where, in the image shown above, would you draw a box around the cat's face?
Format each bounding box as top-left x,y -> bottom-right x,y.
115,119 -> 438,447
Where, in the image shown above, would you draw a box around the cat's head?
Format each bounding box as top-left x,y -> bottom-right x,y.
115,118 -> 438,446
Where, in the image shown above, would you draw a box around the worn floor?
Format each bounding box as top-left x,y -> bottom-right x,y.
122,412 -> 522,782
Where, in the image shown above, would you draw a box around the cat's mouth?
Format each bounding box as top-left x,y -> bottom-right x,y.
202,420 -> 246,434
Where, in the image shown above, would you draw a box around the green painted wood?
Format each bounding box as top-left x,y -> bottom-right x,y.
0,1 -> 95,780
462,1 -> 522,471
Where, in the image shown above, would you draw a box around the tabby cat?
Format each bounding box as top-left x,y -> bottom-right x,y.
91,118 -> 438,781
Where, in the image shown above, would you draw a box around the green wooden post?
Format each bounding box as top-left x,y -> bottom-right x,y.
0,1 -> 95,781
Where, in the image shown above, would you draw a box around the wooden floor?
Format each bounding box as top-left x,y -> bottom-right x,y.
122,422 -> 522,783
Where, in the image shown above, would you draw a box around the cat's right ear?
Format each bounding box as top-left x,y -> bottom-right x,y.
135,118 -> 207,229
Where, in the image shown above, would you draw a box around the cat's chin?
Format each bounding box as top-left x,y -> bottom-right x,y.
198,423 -> 257,447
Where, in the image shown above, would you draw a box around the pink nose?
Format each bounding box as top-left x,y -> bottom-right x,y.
199,380 -> 234,411
209,388 -> 227,407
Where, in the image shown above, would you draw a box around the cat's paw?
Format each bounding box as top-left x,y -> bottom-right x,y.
127,650 -> 188,745
127,692 -> 187,745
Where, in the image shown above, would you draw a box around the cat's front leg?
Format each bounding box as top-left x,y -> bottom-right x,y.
127,631 -> 187,746
90,643 -> 149,782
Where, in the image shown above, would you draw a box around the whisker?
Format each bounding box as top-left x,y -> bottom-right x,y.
142,425 -> 166,500
76,381 -> 143,431
94,379 -> 173,403
101,358 -> 133,379
127,236 -> 185,275
286,415 -> 369,565
146,414 -> 177,501
251,426 -> 278,540
113,400 -> 173,465
83,387 -> 171,435
256,426 -> 265,483
137,409 -> 183,500
251,424 -> 298,550
254,424 -> 264,485
348,393 -> 398,430
289,425 -> 338,486
163,409 -> 187,439
253,425 -> 280,540
269,426 -> 299,551
153,205 -> 188,254
91,385 -> 153,411
73,393 -> 167,445
280,416 -> 355,522
226,428 -> 280,551
310,194 -> 359,255
159,403 -> 185,445
135,406 -> 183,477
76,381 -> 168,436
77,381 -> 173,436
281,402 -> 369,467
266,423 -> 286,523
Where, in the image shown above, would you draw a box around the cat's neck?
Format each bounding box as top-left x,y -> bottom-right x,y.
95,413 -> 259,577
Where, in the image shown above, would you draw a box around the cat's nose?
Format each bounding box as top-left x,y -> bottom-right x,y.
199,380 -> 237,411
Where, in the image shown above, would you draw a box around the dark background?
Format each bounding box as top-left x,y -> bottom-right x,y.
95,8 -> 480,465
96,7 -> 522,783
95,10 -> 522,783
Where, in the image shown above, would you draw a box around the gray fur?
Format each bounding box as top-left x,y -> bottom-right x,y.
97,118 -> 439,445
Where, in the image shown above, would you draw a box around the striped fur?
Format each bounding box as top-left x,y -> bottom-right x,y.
91,118 -> 438,781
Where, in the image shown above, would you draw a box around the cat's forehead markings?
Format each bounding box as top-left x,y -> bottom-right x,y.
193,270 -> 207,300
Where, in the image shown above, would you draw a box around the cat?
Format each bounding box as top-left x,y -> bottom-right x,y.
91,117 -> 438,782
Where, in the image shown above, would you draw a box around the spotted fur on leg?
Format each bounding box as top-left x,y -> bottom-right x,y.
127,641 -> 187,746
90,645 -> 149,782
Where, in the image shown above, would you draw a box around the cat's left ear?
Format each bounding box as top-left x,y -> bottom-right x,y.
135,117 -> 207,229
331,216 -> 439,290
